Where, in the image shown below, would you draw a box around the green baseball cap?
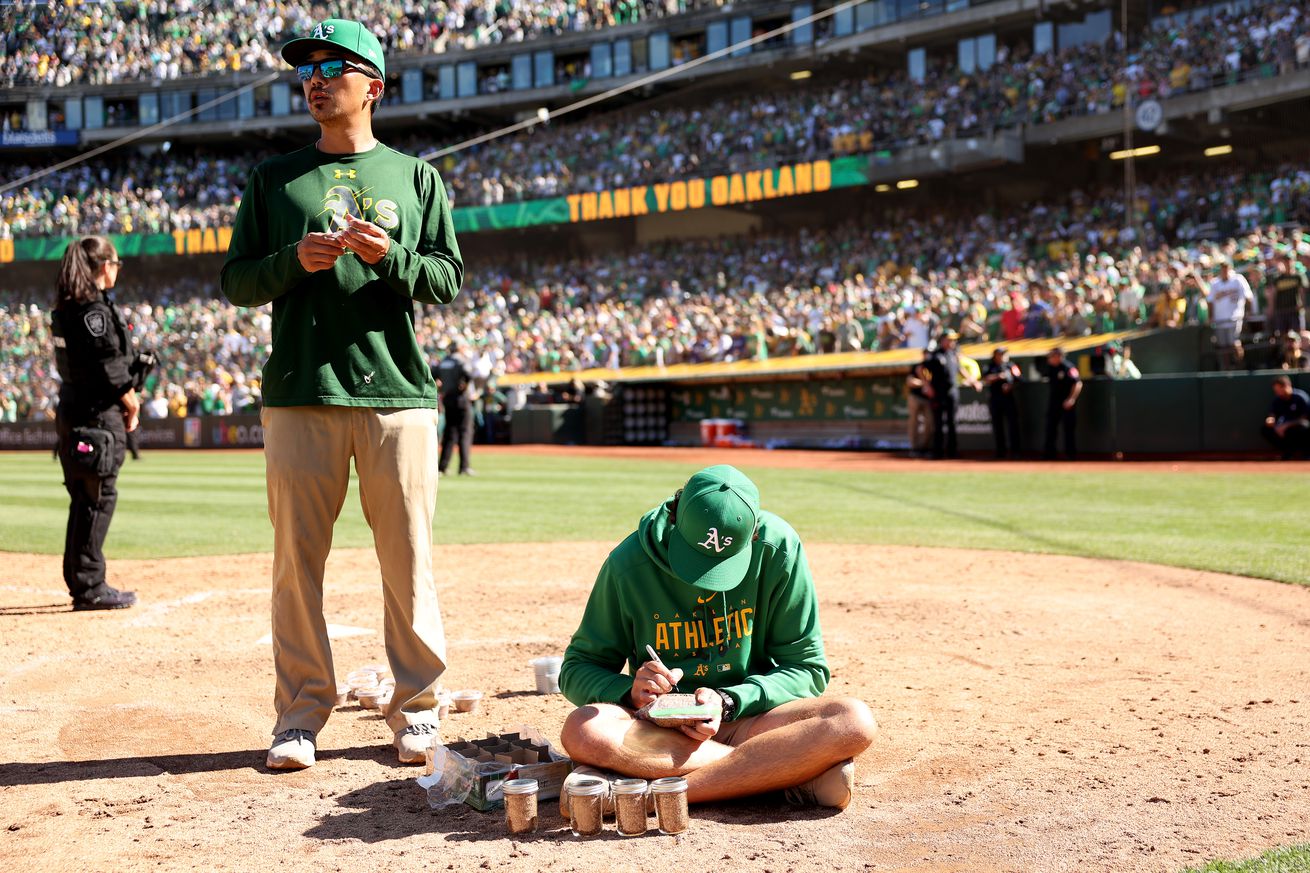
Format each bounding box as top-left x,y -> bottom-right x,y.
669,465 -> 760,592
281,19 -> 386,76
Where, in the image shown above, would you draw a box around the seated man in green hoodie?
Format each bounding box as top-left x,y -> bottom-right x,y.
558,465 -> 877,810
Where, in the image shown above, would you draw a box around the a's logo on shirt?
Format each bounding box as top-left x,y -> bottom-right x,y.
321,184 -> 400,232
697,528 -> 732,553
334,169 -> 356,180
83,311 -> 106,337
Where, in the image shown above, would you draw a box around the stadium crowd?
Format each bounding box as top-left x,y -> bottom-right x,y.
3,0 -> 1310,240
3,161 -> 1308,422
0,0 -> 719,88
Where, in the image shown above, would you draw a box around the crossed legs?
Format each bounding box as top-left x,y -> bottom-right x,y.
560,696 -> 877,804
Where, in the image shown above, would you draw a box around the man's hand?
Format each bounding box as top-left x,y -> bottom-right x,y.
1063,398 -> 1076,410
120,388 -> 140,433
679,688 -> 722,743
338,214 -> 391,265
297,232 -> 347,272
630,660 -> 684,710
1275,422 -> 1289,438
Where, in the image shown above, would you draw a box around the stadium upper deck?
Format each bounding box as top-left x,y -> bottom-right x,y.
3,0 -> 1309,242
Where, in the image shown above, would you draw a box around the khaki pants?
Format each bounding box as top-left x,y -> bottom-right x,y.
262,406 -> 446,737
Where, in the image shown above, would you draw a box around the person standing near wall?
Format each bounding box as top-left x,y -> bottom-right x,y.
982,346 -> 1021,459
1043,346 -> 1082,461
50,236 -> 140,611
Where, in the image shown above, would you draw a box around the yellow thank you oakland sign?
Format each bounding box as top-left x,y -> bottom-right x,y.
565,160 -> 833,223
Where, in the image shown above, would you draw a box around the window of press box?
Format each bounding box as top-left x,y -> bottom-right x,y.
671,34 -> 705,66
590,42 -> 613,80
790,4 -> 814,46
438,65 -> 456,101
729,16 -> 752,57
614,39 -> 633,77
480,62 -> 511,95
907,47 -> 926,82
648,32 -> 670,71
556,48 -> 590,86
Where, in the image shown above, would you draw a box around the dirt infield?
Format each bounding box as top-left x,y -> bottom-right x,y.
3,541 -> 1309,873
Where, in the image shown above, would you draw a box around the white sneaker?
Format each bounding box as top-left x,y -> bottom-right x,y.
267,729 -> 316,770
395,723 -> 439,765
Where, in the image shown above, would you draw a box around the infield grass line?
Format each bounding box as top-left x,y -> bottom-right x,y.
1182,844 -> 1310,872
0,451 -> 1306,586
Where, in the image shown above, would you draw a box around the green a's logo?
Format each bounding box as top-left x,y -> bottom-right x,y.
321,184 -> 400,231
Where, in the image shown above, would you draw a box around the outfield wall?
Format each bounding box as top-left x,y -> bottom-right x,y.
656,370 -> 1310,455
4,371 -> 1306,457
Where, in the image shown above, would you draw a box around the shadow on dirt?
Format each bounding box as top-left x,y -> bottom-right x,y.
0,745 -> 393,788
0,603 -> 71,616
303,781 -> 834,844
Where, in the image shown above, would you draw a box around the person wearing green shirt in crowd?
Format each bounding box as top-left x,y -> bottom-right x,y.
558,465 -> 877,810
220,18 -> 463,771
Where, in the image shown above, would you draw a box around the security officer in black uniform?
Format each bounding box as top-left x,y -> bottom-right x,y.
921,330 -> 962,459
1043,346 -> 1082,461
983,346 -> 1022,458
434,342 -> 475,476
51,236 -> 141,610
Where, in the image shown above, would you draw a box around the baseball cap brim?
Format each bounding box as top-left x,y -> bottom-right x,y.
281,38 -> 372,69
668,531 -> 752,592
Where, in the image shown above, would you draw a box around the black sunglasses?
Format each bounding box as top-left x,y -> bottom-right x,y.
296,58 -> 379,81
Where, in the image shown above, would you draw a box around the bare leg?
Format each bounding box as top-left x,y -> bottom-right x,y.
561,697 -> 877,803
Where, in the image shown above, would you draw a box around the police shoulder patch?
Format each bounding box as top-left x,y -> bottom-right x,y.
84,310 -> 107,337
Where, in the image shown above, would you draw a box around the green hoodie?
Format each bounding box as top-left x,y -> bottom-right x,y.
559,498 -> 829,720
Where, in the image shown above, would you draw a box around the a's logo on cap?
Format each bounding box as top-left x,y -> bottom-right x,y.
697,528 -> 733,554
311,23 -> 336,39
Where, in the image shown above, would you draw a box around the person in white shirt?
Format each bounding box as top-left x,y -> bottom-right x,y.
1206,260 -> 1255,369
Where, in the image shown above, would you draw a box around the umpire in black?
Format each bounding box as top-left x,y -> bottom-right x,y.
921,330 -> 962,459
51,236 -> 141,610
1043,346 -> 1082,461
983,346 -> 1021,458
434,342 -> 475,476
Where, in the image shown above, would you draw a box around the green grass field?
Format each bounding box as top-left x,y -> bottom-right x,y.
1,450 -> 1307,586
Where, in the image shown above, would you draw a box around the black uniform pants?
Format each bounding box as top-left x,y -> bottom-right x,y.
989,396 -> 1020,458
932,395 -> 958,459
439,401 -> 473,473
1044,405 -> 1077,460
57,408 -> 127,600
1262,421 -> 1310,458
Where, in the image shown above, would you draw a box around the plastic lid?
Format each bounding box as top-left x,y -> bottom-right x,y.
649,776 -> 688,793
452,689 -> 482,698
502,778 -> 539,795
568,777 -> 608,797
612,778 -> 648,794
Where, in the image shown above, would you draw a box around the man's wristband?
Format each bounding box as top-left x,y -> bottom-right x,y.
716,689 -> 737,721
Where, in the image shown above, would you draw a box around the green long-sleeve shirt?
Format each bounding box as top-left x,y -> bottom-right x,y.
220,142 -> 462,407
559,499 -> 829,721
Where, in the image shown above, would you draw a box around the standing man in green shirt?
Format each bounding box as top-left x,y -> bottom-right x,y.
220,19 -> 463,771
559,465 -> 877,810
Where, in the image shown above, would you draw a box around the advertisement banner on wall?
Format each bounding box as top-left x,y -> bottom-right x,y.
0,415 -> 261,450
670,376 -> 905,424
